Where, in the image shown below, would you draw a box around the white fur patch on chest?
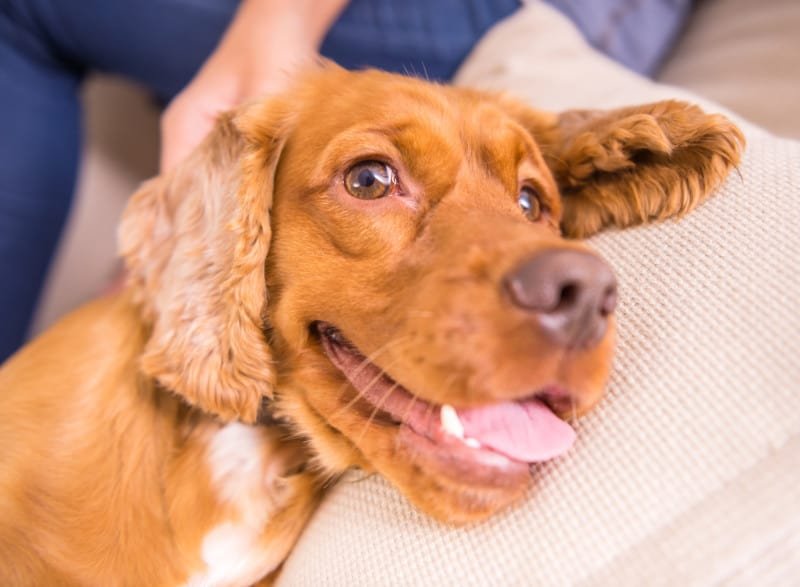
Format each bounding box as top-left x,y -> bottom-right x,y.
185,522 -> 264,587
184,423 -> 287,587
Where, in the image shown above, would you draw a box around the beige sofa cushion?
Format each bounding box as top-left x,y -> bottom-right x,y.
277,3 -> 800,585
659,0 -> 800,140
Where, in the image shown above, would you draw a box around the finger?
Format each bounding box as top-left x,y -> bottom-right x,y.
160,102 -> 216,173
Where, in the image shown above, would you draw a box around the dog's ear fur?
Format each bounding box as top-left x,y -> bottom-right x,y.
119,98 -> 292,423
501,98 -> 745,238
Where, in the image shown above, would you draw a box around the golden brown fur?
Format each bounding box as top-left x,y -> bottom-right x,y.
0,296 -> 318,586
0,65 -> 743,585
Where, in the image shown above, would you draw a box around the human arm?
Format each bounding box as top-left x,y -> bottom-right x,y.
160,0 -> 349,171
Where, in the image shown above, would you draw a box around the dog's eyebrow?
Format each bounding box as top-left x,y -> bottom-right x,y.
465,118 -> 562,216
312,128 -> 404,174
470,125 -> 531,189
316,119 -> 461,197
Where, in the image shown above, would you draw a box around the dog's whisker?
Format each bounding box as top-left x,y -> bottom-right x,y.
332,361 -> 385,418
330,364 -> 389,420
330,345 -> 410,439
338,336 -> 406,388
421,400 -> 436,436
347,471 -> 379,485
329,336 -> 413,420
355,380 -> 400,446
399,395 -> 419,429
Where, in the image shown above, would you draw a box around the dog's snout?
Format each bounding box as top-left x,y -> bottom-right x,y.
504,250 -> 618,349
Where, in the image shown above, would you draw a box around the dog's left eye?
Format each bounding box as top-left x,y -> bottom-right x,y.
518,186 -> 544,221
345,161 -> 396,200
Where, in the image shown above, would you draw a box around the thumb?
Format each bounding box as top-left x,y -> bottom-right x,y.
159,98 -> 218,173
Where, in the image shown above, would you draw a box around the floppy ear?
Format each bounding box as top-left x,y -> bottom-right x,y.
504,99 -> 745,238
119,99 -> 291,423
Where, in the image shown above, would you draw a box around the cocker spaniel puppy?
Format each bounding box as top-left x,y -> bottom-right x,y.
0,65 -> 742,585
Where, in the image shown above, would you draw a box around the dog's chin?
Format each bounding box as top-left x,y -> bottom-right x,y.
390,427 -> 533,523
307,322 -> 583,523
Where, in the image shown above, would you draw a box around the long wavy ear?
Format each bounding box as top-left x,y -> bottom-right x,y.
500,98 -> 745,238
119,98 -> 292,423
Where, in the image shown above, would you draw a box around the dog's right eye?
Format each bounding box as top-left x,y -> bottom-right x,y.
344,161 -> 396,200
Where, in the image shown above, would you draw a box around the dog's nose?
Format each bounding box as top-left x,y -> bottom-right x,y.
504,250 -> 618,349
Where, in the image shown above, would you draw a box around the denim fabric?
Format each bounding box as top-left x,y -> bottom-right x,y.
0,8 -> 82,363
323,0 -> 520,81
0,0 -> 690,362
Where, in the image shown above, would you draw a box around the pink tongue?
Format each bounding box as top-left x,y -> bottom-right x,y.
457,400 -> 576,462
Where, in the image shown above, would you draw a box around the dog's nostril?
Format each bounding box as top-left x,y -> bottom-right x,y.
504,250 -> 617,349
555,282 -> 580,312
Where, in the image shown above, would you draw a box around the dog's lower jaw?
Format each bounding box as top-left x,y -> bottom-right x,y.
279,383 -> 534,525
275,388 -> 368,477
362,420 -> 533,524
392,470 -> 531,525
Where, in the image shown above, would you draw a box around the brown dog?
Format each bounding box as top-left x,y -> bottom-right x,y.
0,65 -> 743,585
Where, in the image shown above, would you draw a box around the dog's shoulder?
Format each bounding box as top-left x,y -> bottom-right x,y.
0,294 -> 315,584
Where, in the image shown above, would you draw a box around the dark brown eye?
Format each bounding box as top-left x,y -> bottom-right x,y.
518,186 -> 544,221
344,161 -> 396,200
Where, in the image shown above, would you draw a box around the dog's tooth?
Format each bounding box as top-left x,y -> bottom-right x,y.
440,404 -> 464,439
464,438 -> 481,449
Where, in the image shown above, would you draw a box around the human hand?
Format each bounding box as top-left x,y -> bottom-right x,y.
160,0 -> 348,172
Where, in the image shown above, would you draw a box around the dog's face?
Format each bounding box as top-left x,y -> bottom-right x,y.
264,71 -> 616,520
121,67 -> 742,523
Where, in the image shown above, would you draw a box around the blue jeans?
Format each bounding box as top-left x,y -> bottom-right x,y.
0,0 -> 690,362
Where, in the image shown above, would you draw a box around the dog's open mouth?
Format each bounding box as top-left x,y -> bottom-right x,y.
314,322 -> 576,475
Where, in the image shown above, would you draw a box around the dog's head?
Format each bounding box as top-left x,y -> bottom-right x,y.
121,66 -> 742,522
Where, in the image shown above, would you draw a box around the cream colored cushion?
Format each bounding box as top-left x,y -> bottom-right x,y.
659,0 -> 800,140
277,3 -> 800,585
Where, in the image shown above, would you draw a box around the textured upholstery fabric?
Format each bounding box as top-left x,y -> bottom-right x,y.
277,3 -> 800,585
